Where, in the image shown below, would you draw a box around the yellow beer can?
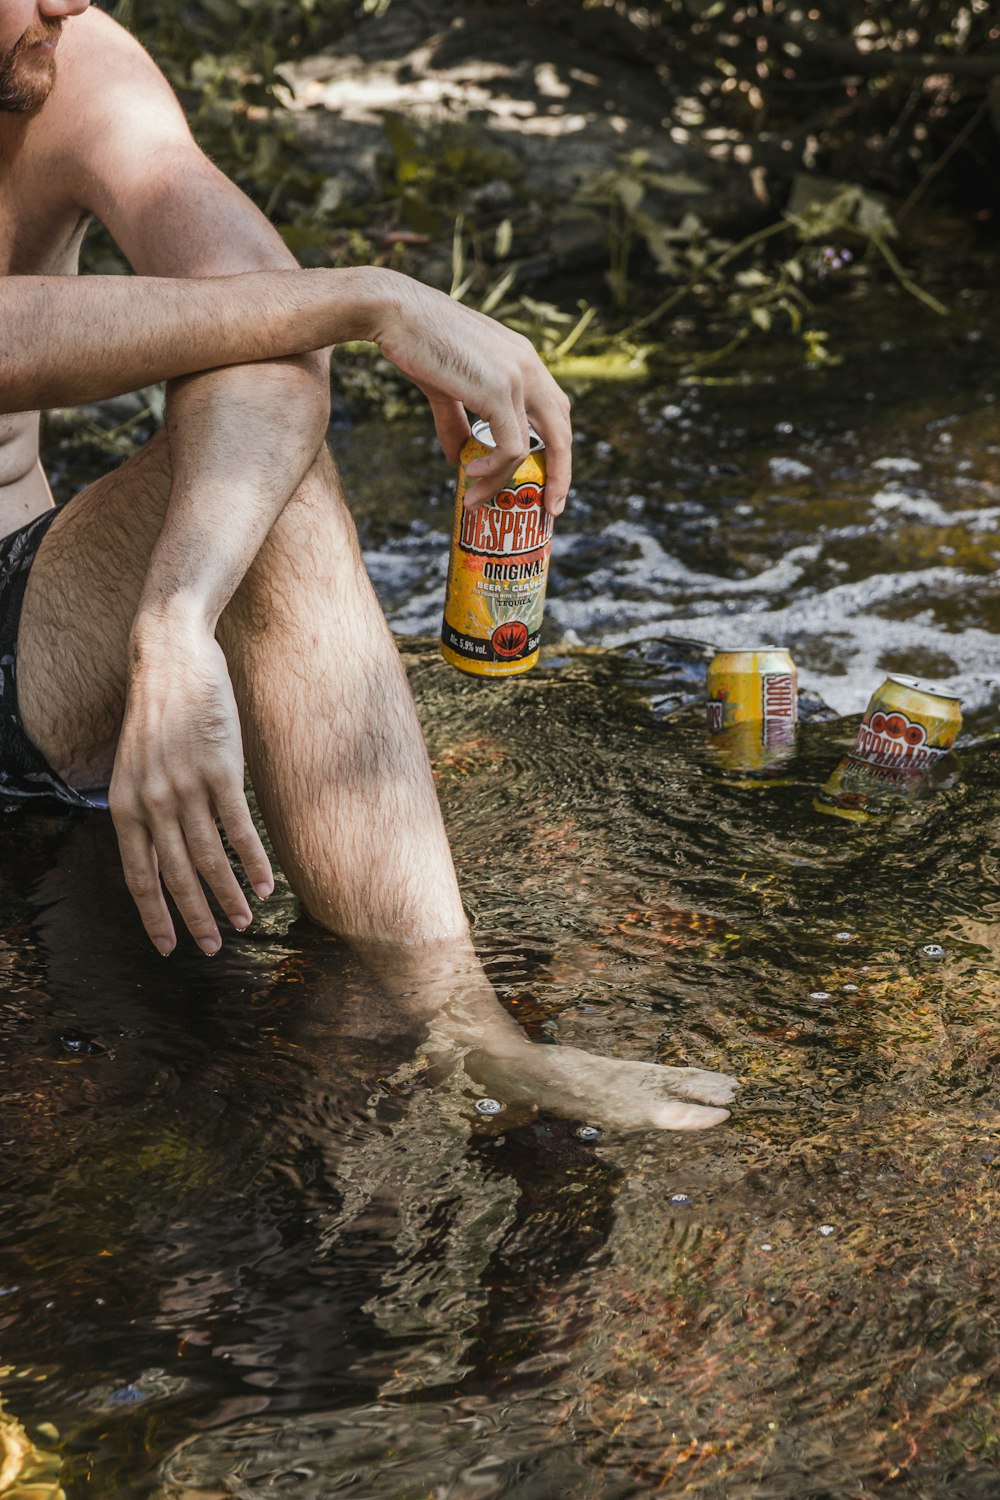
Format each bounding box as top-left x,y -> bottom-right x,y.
440,420 -> 552,677
814,675 -> 962,820
851,674 -> 962,769
706,648 -> 798,732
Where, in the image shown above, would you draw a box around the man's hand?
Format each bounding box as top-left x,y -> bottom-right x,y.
108,619 -> 274,955
368,273 -> 573,515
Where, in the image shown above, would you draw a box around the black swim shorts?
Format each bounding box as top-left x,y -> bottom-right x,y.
0,506 -> 106,811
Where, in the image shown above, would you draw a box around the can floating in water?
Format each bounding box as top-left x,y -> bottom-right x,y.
440,420 -> 552,677
706,648 -> 797,730
706,649 -> 797,781
814,674 -> 962,820
850,674 -> 962,769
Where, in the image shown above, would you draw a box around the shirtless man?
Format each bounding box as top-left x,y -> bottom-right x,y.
0,0 -> 736,1129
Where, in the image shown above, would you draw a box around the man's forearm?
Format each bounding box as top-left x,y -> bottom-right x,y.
133,353 -> 331,636
0,267 -> 385,415
1,263 -> 573,515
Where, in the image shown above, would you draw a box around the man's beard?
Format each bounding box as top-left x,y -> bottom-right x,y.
0,19 -> 62,113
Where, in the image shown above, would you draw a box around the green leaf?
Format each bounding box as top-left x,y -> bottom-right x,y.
684,0 -> 728,17
855,188 -> 897,240
630,210 -> 686,276
381,110 -> 420,161
480,269 -> 517,316
643,171 -> 710,196
614,176 -> 645,215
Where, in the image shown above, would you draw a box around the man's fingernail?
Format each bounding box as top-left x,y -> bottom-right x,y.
253,881 -> 273,900
153,938 -> 174,956
229,913 -> 251,931
200,936 -> 222,956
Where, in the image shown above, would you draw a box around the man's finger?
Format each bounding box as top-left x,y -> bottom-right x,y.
112,810 -> 176,955
215,790 -> 274,901
463,402 -> 531,509
427,394 -> 471,465
151,820 -> 222,956
528,396 -> 573,516
181,809 -> 254,932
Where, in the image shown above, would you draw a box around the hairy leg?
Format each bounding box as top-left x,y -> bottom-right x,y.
17,433 -> 736,1130
19,433 -> 468,945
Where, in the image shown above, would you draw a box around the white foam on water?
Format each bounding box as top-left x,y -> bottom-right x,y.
871,456 -> 922,474
364,530 -> 450,635
549,559 -> 1000,717
769,457 -> 813,481
556,520 -> 823,604
871,484 -> 1000,530
367,499 -> 1000,722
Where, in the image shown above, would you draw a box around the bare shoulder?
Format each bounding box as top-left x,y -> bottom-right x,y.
44,8 -> 191,187
25,8 -> 294,276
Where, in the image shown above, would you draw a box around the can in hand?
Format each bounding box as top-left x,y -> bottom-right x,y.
440,420 -> 552,678
814,674 -> 962,820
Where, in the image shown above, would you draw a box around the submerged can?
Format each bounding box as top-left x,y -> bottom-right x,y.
706,649 -> 798,732
709,718 -> 797,782
813,753 -> 922,821
814,675 -> 962,820
440,420 -> 552,677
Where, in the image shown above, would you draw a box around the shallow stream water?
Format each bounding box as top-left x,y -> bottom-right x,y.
3,282 -> 999,1496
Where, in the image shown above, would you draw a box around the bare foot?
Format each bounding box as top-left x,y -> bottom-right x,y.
353,940 -> 737,1133
463,1040 -> 737,1132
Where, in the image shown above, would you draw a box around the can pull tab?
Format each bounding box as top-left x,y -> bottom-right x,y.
471,418 -> 546,453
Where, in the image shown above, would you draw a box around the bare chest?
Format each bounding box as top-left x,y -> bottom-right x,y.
0,186 -> 88,278
0,125 -> 89,510
0,109 -> 89,277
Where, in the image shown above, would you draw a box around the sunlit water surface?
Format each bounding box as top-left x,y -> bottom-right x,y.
3,287 -> 999,1496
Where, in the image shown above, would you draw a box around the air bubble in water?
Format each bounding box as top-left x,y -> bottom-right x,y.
475,1098 -> 503,1115
922,944 -> 945,959
576,1125 -> 600,1141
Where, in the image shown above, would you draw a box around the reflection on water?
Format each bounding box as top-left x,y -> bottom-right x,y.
1,639 -> 998,1497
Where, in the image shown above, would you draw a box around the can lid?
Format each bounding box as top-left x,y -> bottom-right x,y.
471,417 -> 545,453
712,645 -> 785,655
885,673 -> 961,702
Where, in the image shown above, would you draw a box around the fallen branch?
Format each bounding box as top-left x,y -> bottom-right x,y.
756,21 -> 1000,80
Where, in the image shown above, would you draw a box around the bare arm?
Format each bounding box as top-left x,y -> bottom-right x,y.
0,265 -> 372,414
0,264 -> 570,509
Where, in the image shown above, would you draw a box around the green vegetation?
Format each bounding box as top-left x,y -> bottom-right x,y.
75,0 -> 997,433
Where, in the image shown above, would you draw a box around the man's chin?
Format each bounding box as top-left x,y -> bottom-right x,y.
0,56 -> 57,114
